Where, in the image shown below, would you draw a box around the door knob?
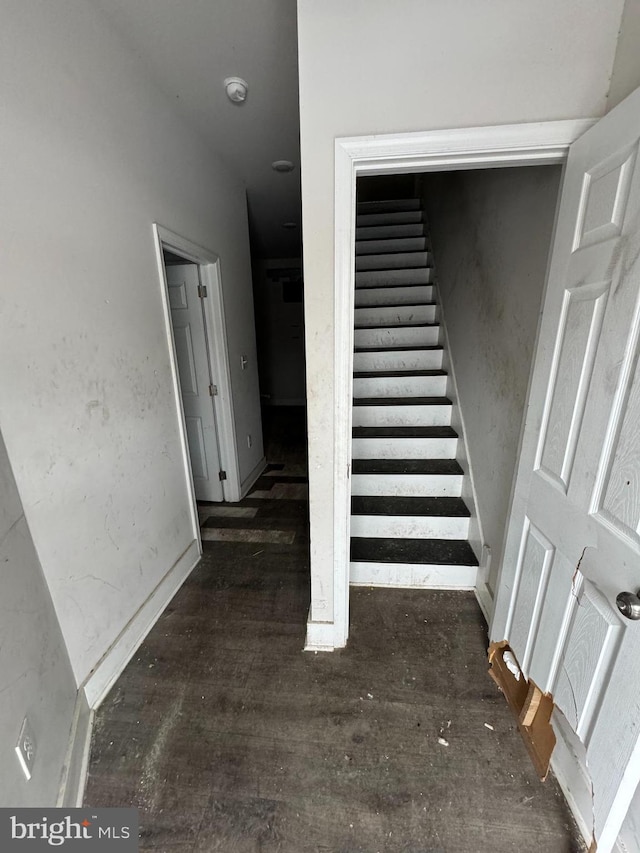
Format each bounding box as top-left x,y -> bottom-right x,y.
616,590 -> 640,620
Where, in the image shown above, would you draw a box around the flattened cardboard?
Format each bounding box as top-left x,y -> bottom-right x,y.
488,641 -> 556,781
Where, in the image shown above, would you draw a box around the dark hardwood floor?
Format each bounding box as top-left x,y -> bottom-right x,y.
84,406 -> 583,852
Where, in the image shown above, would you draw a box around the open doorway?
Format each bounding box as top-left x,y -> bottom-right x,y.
153,225 -> 243,509
348,165 -> 562,615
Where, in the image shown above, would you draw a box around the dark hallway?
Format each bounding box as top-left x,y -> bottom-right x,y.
84,407 -> 582,852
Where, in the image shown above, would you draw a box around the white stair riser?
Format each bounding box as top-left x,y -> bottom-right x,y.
356,237 -> 426,255
355,285 -> 434,307
355,305 -> 437,327
356,268 -> 432,287
353,375 -> 447,398
355,304 -> 437,327
351,436 -> 458,459
353,349 -> 443,372
356,223 -> 425,240
354,326 -> 439,349
352,404 -> 451,428
351,473 -> 462,497
357,199 -> 421,214
356,252 -> 429,271
357,211 -> 422,227
350,562 -> 477,589
350,514 -> 469,539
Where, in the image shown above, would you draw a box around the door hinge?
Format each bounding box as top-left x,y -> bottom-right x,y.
218,470 -> 227,481
198,284 -> 208,299
209,384 -> 218,396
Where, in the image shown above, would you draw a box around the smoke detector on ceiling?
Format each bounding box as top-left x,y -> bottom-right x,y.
224,77 -> 248,104
272,160 -> 295,172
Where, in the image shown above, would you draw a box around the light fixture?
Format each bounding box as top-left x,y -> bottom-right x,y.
272,160 -> 295,172
224,77 -> 248,104
282,222 -> 297,230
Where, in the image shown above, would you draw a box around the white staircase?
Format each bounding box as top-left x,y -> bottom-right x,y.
350,198 -> 478,588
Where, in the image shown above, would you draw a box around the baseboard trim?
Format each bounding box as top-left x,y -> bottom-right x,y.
57,690 -> 94,807
82,539 -> 201,709
304,619 -> 338,651
240,456 -> 267,499
350,561 -> 477,589
475,581 -> 493,624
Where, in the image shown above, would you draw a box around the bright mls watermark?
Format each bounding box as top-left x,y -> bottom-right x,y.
0,809 -> 138,850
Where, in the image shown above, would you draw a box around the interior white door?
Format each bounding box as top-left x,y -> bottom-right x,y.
166,263 -> 224,502
492,88 -> 640,851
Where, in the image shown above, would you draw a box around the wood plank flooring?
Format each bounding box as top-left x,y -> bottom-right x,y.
84,407 -> 584,852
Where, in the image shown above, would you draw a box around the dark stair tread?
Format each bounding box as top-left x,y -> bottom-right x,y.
355,280 -> 431,289
355,247 -> 428,256
354,321 -> 439,330
354,345 -> 442,353
356,284 -> 430,290
352,459 -> 463,475
355,266 -> 432,275
353,396 -> 451,407
351,496 -> 470,517
353,369 -> 446,379
357,199 -> 421,212
352,426 -> 457,438
350,537 -> 478,566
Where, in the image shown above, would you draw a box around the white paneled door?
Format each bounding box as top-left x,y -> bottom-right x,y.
166,263 -> 224,502
494,88 -> 640,850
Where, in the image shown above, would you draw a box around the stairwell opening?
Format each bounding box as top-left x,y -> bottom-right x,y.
348,167 -> 562,615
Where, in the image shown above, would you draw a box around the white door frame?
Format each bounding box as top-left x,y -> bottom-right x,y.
329,119 -> 596,650
153,224 -> 241,512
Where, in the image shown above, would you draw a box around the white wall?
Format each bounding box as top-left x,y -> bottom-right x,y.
607,0 -> 640,110
0,0 -> 263,686
0,431 -> 78,805
297,0 -> 625,631
423,167 -> 562,596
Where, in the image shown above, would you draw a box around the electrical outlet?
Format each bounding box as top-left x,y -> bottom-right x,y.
247,434 -> 252,448
15,716 -> 37,781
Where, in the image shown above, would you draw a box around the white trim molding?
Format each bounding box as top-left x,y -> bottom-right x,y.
329,120 -> 596,649
152,224 -> 242,504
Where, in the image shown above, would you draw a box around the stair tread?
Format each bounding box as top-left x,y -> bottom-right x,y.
350,537 -> 478,566
352,459 -> 463,475
354,321 -> 439,330
351,496 -> 469,517
353,369 -> 446,379
353,396 -> 451,407
357,199 -> 421,212
352,426 -> 457,438
354,345 -> 443,353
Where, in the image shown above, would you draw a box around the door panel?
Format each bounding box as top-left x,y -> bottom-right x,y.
494,87 -> 640,850
166,263 -> 223,502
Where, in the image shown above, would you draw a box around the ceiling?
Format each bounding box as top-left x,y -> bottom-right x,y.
95,0 -> 301,259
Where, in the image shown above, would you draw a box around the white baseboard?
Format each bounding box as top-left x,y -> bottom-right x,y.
304,619 -> 338,651
82,539 -> 201,709
57,690 -> 94,807
240,456 -> 267,498
350,561 -> 477,589
475,581 -> 493,624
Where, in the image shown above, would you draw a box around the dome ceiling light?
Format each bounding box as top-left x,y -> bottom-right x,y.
282,222 -> 297,230
224,77 -> 248,104
272,160 -> 295,172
